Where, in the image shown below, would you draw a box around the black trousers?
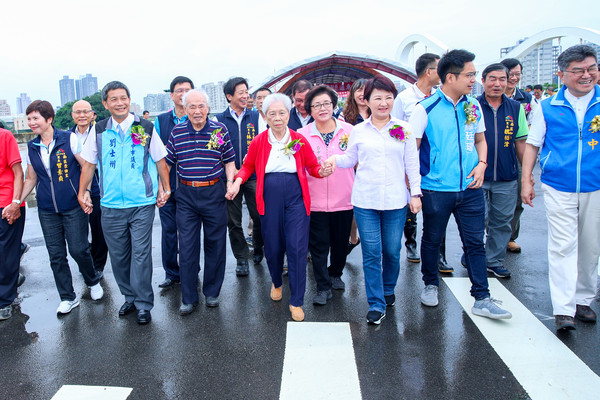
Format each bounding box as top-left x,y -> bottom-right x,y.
309,209 -> 354,291
90,195 -> 108,272
227,179 -> 263,260
0,206 -> 25,307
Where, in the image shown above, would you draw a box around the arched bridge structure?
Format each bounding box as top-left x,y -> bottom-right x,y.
252,52 -> 417,95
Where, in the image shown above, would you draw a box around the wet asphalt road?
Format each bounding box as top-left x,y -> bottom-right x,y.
1,166 -> 599,400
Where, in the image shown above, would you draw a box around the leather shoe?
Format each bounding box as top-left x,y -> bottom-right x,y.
236,259 -> 249,277
17,273 -> 26,287
179,302 -> 197,316
555,315 -> 576,331
253,250 -> 264,264
137,310 -> 152,324
205,296 -> 219,307
575,305 -> 597,323
158,278 -> 179,288
289,305 -> 305,322
270,284 -> 282,301
118,302 -> 136,316
406,243 -> 420,263
507,241 -> 521,253
438,255 -> 454,273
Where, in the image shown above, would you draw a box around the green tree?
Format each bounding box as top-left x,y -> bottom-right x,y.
53,92 -> 110,129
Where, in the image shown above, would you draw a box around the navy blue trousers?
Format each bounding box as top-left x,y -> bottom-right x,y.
260,173 -> 309,307
0,206 -> 25,308
158,195 -> 180,281
176,182 -> 227,305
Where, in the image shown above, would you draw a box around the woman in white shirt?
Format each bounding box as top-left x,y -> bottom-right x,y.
326,76 -> 422,325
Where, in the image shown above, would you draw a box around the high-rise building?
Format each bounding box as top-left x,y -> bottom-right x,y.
583,41 -> 600,59
75,74 -> 98,99
59,75 -> 76,106
143,93 -> 172,113
501,39 -> 561,87
201,81 -> 228,114
0,100 -> 11,117
16,93 -> 31,114
130,102 -> 142,115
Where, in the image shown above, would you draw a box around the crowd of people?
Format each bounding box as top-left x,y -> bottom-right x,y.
1,44 -> 599,331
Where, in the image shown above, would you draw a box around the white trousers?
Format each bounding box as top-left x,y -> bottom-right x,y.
542,184 -> 600,316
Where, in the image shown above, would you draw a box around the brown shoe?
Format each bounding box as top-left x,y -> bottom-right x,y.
270,284 -> 282,302
555,315 -> 576,331
575,305 -> 597,323
507,241 -> 521,253
289,305 -> 305,321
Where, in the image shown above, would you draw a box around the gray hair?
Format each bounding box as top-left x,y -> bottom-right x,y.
558,45 -> 597,72
101,81 -> 130,101
262,93 -> 292,115
183,89 -> 210,107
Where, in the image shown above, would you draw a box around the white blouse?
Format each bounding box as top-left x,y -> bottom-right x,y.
265,128 -> 297,174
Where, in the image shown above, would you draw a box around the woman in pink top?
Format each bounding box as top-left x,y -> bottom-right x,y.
299,85 -> 354,305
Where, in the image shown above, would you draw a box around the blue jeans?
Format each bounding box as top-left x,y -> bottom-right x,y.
354,206 -> 406,313
421,188 -> 489,300
38,206 -> 98,301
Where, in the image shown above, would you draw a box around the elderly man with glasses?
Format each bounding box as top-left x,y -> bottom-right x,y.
522,45 -> 600,331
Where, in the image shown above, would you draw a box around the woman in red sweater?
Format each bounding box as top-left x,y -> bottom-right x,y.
226,93 -> 332,322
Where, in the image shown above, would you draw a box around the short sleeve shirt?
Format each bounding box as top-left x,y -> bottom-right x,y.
0,129 -> 22,207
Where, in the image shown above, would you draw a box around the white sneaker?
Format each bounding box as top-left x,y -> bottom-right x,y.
420,285 -> 439,307
56,299 -> 80,315
89,283 -> 104,301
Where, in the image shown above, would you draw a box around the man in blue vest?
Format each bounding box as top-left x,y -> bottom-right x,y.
522,45 -> 600,331
154,76 -> 193,288
469,63 -> 529,279
78,81 -> 171,325
71,99 -> 108,278
287,80 -> 314,131
409,49 -> 512,320
216,77 -> 263,276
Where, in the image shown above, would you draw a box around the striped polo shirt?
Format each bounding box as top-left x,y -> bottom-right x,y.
166,119 -> 235,181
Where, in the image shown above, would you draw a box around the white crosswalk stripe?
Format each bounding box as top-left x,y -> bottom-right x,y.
51,385 -> 132,400
444,277 -> 600,400
280,322 -> 362,400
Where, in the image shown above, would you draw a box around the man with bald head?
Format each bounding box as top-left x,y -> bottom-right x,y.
166,89 -> 236,314
71,100 -> 107,277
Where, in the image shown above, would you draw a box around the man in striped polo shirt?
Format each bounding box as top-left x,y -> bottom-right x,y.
165,89 -> 237,315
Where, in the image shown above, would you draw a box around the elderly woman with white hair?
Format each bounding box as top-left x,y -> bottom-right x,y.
226,93 -> 332,321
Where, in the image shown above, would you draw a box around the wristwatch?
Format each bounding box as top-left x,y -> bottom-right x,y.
164,191 -> 171,196
12,199 -> 21,204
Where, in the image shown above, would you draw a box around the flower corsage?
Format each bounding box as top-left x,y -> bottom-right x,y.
282,139 -> 303,156
207,128 -> 224,150
589,116 -> 600,133
464,101 -> 479,125
339,133 -> 349,151
131,125 -> 149,146
522,102 -> 532,114
389,125 -> 409,142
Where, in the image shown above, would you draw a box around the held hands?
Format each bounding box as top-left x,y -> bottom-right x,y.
521,173 -> 535,207
409,196 -> 422,214
1,203 -> 21,225
320,157 -> 336,177
466,162 -> 486,189
78,191 -> 93,215
225,180 -> 241,200
157,187 -> 170,208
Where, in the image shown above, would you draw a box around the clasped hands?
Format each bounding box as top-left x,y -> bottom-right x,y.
1,202 -> 21,225
321,157 -> 336,177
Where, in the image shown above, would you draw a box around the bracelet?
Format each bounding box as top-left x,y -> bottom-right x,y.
86,188 -> 92,193
164,191 -> 171,196
479,160 -> 487,165
12,199 -> 21,204
227,180 -> 234,183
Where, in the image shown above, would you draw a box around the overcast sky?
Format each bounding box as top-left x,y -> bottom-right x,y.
1,0 -> 598,112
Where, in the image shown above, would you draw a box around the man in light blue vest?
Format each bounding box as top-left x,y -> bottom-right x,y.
78,81 -> 171,325
522,45 -> 600,331
409,50 -> 512,320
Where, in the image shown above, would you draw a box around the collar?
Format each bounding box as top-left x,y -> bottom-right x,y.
172,108 -> 188,124
229,106 -> 246,119
438,88 -> 468,106
309,119 -> 343,138
413,82 -> 435,99
268,127 -> 291,145
110,113 -> 135,133
186,119 -> 212,135
365,116 -> 397,131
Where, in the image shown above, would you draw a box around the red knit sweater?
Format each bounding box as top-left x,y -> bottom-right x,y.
235,129 -> 323,215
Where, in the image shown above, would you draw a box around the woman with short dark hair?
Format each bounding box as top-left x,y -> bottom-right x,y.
326,76 -> 422,325
298,85 -> 354,305
21,100 -> 102,315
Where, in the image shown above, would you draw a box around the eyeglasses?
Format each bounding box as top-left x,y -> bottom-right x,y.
72,110 -> 92,115
311,101 -> 333,110
564,64 -> 598,77
509,72 -> 522,78
452,71 -> 478,79
173,88 -> 192,94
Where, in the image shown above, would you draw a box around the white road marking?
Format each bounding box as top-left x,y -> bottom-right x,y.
280,322 -> 362,400
51,385 -> 132,400
443,277 -> 600,400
